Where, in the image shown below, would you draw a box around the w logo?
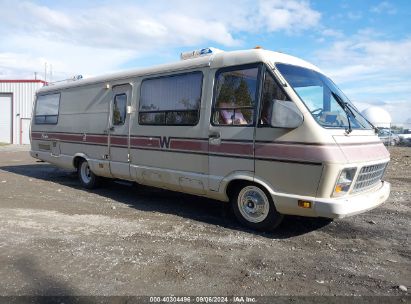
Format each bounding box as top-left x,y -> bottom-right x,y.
159,136 -> 171,149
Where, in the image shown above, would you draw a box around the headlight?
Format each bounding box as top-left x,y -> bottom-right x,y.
333,168 -> 357,197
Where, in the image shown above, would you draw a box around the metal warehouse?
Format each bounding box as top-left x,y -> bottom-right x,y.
0,80 -> 46,144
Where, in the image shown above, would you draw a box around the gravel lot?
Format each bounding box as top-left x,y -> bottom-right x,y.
0,145 -> 409,297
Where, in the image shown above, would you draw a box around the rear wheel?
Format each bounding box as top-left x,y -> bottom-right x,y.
78,159 -> 100,189
231,183 -> 284,232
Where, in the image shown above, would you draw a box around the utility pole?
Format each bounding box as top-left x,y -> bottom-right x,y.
44,62 -> 47,82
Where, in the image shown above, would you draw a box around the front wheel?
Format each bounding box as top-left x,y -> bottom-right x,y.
78,159 -> 100,189
231,184 -> 284,232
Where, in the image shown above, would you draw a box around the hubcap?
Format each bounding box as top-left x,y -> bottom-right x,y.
237,186 -> 270,223
80,161 -> 92,183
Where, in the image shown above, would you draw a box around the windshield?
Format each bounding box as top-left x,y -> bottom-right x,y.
276,63 -> 373,130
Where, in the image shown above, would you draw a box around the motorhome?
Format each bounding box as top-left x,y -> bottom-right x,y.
30,48 -> 390,231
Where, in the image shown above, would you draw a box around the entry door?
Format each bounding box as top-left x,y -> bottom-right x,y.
108,84 -> 132,179
0,94 -> 12,144
21,118 -> 31,144
208,64 -> 261,191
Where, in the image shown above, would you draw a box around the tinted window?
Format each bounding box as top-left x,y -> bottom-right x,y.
139,72 -> 202,125
35,93 -> 60,124
259,71 -> 291,126
113,94 -> 127,125
212,67 -> 258,126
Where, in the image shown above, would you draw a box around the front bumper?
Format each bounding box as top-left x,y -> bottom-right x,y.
314,181 -> 390,218
272,181 -> 390,218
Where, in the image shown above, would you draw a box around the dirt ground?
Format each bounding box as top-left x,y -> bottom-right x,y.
0,145 -> 409,297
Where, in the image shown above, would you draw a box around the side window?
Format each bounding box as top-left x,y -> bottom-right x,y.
212,66 -> 259,126
112,94 -> 127,126
139,72 -> 203,126
259,70 -> 291,126
35,93 -> 61,124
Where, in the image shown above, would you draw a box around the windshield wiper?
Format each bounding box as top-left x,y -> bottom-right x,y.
331,91 -> 355,134
332,93 -> 379,134
346,102 -> 379,134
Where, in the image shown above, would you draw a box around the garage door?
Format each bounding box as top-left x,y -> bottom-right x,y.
0,94 -> 12,144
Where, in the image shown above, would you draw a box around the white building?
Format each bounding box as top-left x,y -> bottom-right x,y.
0,80 -> 46,144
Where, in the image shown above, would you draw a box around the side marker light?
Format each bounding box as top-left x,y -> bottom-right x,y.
298,200 -> 312,208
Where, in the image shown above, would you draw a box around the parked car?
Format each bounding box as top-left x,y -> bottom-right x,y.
378,129 -> 400,146
397,129 -> 411,145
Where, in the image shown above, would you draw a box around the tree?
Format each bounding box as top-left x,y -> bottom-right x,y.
113,102 -> 121,125
216,75 -> 236,107
234,78 -> 253,122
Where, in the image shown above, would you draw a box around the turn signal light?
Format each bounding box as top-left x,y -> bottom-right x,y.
333,167 -> 357,197
334,185 -> 343,193
298,200 -> 312,208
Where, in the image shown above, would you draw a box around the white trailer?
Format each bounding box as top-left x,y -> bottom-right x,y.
30,48 -> 390,231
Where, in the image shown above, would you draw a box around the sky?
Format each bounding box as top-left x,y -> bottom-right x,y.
0,0 -> 410,125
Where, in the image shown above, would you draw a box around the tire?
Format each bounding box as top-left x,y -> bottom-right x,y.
78,159 -> 100,189
231,183 -> 284,232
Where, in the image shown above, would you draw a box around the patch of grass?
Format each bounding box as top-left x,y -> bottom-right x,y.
0,142 -> 10,146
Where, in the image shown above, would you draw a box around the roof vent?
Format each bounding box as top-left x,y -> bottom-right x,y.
180,47 -> 223,60
73,75 -> 83,81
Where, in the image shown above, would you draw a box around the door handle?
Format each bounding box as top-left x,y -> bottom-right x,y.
209,132 -> 221,145
209,132 -> 220,139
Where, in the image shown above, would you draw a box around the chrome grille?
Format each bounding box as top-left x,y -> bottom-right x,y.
352,163 -> 387,193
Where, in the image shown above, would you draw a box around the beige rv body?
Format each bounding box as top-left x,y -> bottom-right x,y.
30,49 -> 390,220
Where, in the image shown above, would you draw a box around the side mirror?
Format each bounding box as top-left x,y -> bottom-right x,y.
270,100 -> 303,129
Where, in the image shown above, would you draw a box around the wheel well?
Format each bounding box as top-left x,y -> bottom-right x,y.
226,179 -> 258,200
226,179 -> 273,201
73,156 -> 85,170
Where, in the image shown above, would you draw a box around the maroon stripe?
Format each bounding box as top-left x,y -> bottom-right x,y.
130,137 -> 160,148
31,133 -> 42,139
170,139 -> 208,152
31,132 -> 108,145
86,135 -> 108,144
110,136 -> 127,146
255,143 -> 344,163
54,134 -> 83,141
30,131 -> 389,164
210,142 -> 253,156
